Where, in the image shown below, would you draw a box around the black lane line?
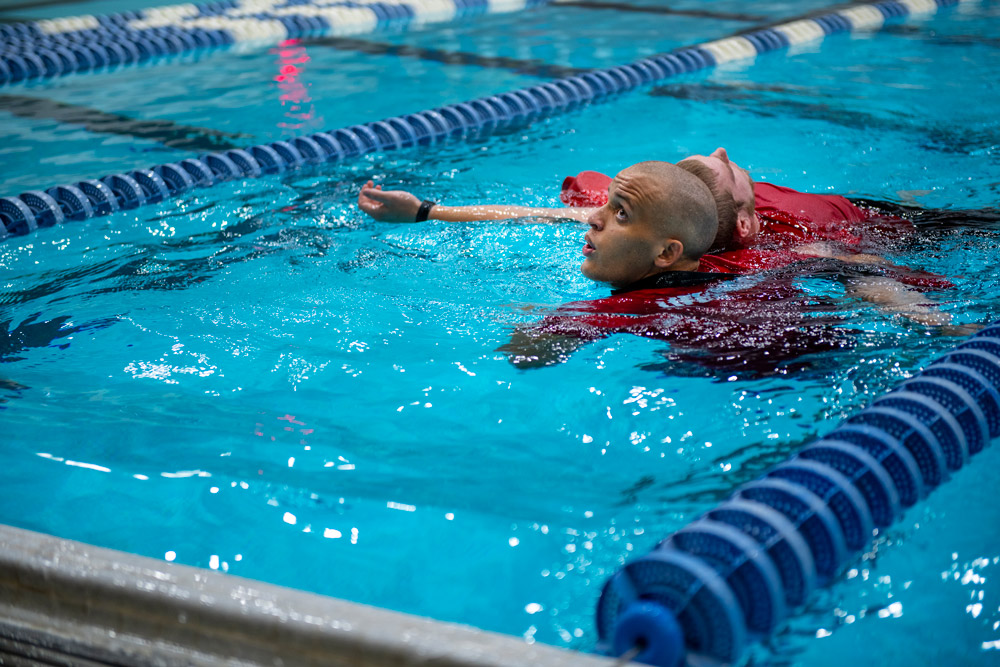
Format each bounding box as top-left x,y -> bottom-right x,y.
0,94 -> 250,152
648,81 -> 1000,157
551,1 -> 766,23
0,0 -> 98,14
880,23 -> 1000,49
303,36 -> 589,79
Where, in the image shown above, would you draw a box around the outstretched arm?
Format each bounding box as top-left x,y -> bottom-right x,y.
795,242 -> 973,333
793,241 -> 892,267
357,181 -> 594,223
842,275 -> 980,335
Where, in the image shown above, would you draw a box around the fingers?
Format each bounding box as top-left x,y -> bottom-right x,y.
362,186 -> 399,205
358,181 -> 381,214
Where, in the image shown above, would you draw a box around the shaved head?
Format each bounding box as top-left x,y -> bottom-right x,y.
580,160 -> 720,287
620,161 -> 718,259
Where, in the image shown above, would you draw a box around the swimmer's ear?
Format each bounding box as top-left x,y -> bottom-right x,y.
734,210 -> 758,244
655,239 -> 685,268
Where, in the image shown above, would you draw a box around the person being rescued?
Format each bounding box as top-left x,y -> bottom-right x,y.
357,156 -> 964,370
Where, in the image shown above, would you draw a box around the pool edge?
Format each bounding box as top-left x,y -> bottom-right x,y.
0,523 -> 617,666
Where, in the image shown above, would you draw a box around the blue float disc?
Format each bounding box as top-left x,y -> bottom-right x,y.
736,478 -> 847,581
386,117 -> 418,147
153,163 -> 196,195
419,110 -> 451,139
874,391 -> 968,471
665,519 -> 786,635
612,601 -> 684,667
46,184 -> 93,221
826,423 -> 924,507
898,376 -> 988,455
848,406 -> 947,490
527,84 -> 560,114
766,459 -> 874,552
935,349 -> 1000,395
75,179 -> 119,215
438,106 -> 475,138
346,124 -> 382,152
799,440 -> 900,528
101,173 -> 145,209
597,548 -> 747,664
201,152 -> 241,180
369,120 -> 406,150
0,196 -> 37,236
18,190 -> 65,227
224,149 -> 262,178
307,132 -> 345,162
291,136 -> 325,164
706,499 -> 817,607
179,158 -> 215,187
270,141 -> 305,169
468,100 -> 501,132
959,336 -> 1000,359
920,362 -> 1000,439
129,169 -> 170,204
494,92 -> 530,122
249,145 -> 285,175
331,128 -> 364,157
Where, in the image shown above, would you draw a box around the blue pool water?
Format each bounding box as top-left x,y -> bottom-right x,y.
2,1 -> 1000,664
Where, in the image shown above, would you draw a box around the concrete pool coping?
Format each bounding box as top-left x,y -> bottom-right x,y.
0,523 -> 620,666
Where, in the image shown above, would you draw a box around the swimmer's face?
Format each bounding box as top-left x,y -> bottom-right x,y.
685,147 -> 755,214
581,167 -> 674,287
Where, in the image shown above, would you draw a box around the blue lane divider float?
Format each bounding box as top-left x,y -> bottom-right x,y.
0,0 -> 973,243
597,323 -> 1000,666
0,0 -> 551,87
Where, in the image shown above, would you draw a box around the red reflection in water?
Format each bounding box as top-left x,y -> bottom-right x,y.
271,39 -> 323,133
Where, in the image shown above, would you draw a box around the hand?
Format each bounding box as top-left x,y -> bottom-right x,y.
357,180 -> 422,222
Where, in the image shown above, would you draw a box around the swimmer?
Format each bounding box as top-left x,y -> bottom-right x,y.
490,160 -> 723,367
357,154 -> 964,335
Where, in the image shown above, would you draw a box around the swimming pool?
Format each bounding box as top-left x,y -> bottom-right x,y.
1,0 -> 999,664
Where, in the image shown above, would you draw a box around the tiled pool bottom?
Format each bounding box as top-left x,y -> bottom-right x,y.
0,523 -> 615,666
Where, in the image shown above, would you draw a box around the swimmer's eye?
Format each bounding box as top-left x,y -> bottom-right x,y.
615,207 -> 628,222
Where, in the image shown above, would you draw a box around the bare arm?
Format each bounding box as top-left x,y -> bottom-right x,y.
357,181 -> 593,223
796,243 -> 977,333
793,241 -> 891,266
844,275 -> 953,327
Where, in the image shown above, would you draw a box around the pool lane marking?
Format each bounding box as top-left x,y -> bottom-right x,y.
302,36 -> 587,79
0,94 -> 249,152
550,0 -> 766,23
881,23 -> 1000,48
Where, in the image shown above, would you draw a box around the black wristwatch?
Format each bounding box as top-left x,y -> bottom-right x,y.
415,199 -> 436,222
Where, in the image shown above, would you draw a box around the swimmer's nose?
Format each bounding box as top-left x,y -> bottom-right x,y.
711,147 -> 730,163
586,208 -> 604,230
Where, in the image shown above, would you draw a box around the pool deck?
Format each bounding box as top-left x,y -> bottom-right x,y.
0,524 -> 619,666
